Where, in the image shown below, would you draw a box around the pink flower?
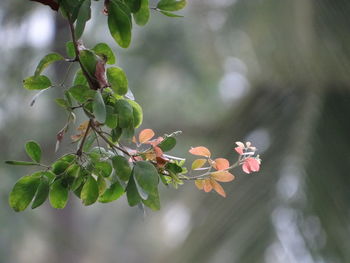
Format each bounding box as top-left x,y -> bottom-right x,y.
242,157 -> 260,174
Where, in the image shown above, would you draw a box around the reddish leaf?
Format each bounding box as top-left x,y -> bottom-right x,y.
95,60 -> 108,88
189,146 -> 211,158
139,129 -> 155,144
210,179 -> 226,197
195,179 -> 204,190
203,179 -> 213,192
211,171 -> 235,182
213,158 -> 229,170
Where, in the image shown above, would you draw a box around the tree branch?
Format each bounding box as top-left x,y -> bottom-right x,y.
29,0 -> 59,11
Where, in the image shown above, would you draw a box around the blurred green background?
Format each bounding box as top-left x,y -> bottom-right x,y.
1,0 -> 350,262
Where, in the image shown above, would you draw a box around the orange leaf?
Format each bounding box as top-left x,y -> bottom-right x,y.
213,158 -> 230,170
139,129 -> 155,144
210,179 -> 226,197
191,159 -> 207,170
203,179 -> 213,192
211,171 -> 235,182
195,180 -> 204,190
189,146 -> 211,157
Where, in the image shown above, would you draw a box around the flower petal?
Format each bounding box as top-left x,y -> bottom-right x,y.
189,146 -> 211,158
234,146 -> 244,155
139,129 -> 155,144
211,171 -> 235,182
213,158 -> 230,170
235,141 -> 245,148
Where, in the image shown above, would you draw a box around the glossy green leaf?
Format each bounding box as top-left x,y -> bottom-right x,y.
105,105 -> 118,128
111,155 -> 131,181
115,99 -> 133,128
107,67 -> 128,96
66,41 -> 76,58
93,91 -> 106,123
68,85 -> 96,103
34,53 -> 64,76
142,187 -> 160,210
9,174 -> 41,212
79,49 -> 98,79
133,0 -> 149,26
126,175 -> 141,206
60,154 -> 77,163
127,99 -> 143,128
51,160 -> 70,175
23,75 -> 51,90
157,0 -> 186,11
97,175 -> 107,195
71,174 -> 84,191
75,0 -> 91,39
31,177 -> 50,209
133,161 -> 159,194
25,141 -> 42,163
49,179 -> 69,209
99,181 -> 124,203
158,137 -> 176,152
108,0 -> 132,48
94,161 -> 112,178
92,43 -> 116,64
159,10 -> 183,17
5,160 -> 38,166
81,175 -> 99,205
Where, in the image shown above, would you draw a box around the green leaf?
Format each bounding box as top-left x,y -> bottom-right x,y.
82,133 -> 96,152
107,67 -> 128,96
32,176 -> 50,209
98,182 -> 124,203
133,0 -> 150,26
97,175 -> 107,195
9,174 -> 41,212
75,0 -> 91,39
94,161 -> 113,178
142,187 -> 160,210
49,179 -> 69,209
34,53 -> 64,76
68,85 -> 96,103
23,75 -> 51,90
92,43 -> 116,65
127,99 -> 143,128
108,0 -> 132,48
71,174 -> 84,191
115,99 -> 133,128
55,98 -> 69,108
133,161 -> 159,195
158,137 -> 176,152
105,105 -> 118,128
125,0 -> 141,12
51,160 -> 70,175
111,156 -> 132,181
81,175 -> 99,205
5,160 -> 38,166
159,10 -> 183,17
79,49 -> 98,79
73,69 -> 88,86
126,175 -> 141,206
93,92 -> 106,123
157,0 -> 186,11
66,41 -> 76,58
111,127 -> 123,142
25,141 -> 42,163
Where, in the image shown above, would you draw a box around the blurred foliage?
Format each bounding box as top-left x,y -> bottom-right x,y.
1,0 -> 349,263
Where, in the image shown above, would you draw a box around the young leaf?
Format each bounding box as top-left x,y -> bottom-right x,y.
111,155 -> 132,181
139,129 -> 154,144
23,75 -> 51,90
157,0 -> 186,11
158,137 -> 176,152
93,91 -> 106,123
25,141 -> 42,163
34,53 -> 64,76
49,179 -> 69,209
126,175 -> 141,206
210,179 -> 226,197
127,99 -> 143,128
81,175 -> 99,205
213,158 -> 230,170
191,159 -> 207,170
9,174 -> 41,212
133,161 -> 159,195
107,67 -> 128,96
108,0 -> 132,48
98,182 -> 124,203
92,43 -> 116,65
75,0 -> 91,39
133,0 -> 150,26
211,171 -> 235,182
189,146 -> 211,157
31,176 -> 50,209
